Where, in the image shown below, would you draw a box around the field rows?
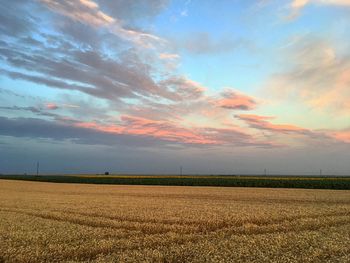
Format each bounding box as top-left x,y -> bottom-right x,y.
1,175 -> 350,189
1,206 -> 349,236
77,175 -> 350,180
0,180 -> 349,262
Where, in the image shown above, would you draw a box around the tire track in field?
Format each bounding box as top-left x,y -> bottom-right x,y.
1,207 -> 350,262
213,215 -> 350,237
1,207 -> 349,235
0,208 -> 203,262
0,207 -> 198,235
57,191 -> 350,205
53,208 -> 350,234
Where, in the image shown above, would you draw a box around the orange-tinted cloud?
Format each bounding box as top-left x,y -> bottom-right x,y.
329,130 -> 350,143
216,89 -> 258,110
45,102 -> 59,110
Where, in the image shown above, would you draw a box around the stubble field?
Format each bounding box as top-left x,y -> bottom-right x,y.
0,180 -> 349,262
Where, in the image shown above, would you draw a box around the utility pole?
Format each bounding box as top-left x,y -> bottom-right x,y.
36,161 -> 39,176
320,169 -> 322,176
264,168 -> 267,176
180,166 -> 183,176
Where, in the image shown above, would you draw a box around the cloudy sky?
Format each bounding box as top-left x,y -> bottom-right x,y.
0,0 -> 349,175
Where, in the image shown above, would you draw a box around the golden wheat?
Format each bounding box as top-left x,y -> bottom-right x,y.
0,180 -> 349,262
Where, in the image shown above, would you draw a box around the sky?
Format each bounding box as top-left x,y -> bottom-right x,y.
0,0 -> 350,175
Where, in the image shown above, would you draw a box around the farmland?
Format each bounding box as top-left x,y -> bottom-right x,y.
1,174 -> 350,189
0,180 -> 349,262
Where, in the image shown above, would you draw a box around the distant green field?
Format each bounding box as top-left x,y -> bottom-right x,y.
1,174 -> 349,189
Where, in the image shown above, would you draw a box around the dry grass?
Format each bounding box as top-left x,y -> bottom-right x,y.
0,180 -> 349,262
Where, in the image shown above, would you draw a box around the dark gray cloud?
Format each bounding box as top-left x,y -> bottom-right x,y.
56,20 -> 104,49
0,21 -> 203,105
0,114 -> 277,149
0,106 -> 59,118
0,43 -> 208,103
0,69 -> 97,97
198,127 -> 275,148
97,0 -> 169,25
0,116 -> 171,148
0,44 -> 158,101
0,1 -> 38,36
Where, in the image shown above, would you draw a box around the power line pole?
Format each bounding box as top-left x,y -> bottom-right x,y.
264,168 -> 267,176
36,161 -> 39,176
320,169 -> 322,176
180,166 -> 183,176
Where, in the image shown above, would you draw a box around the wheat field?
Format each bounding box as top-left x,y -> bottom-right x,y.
0,180 -> 349,262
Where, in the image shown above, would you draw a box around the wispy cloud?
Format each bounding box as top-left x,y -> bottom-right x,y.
235,114 -> 310,134
40,0 -> 165,48
265,37 -> 350,115
41,0 -> 115,27
289,0 -> 350,19
180,0 -> 191,17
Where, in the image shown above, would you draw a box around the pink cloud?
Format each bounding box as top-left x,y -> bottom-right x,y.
73,115 -> 275,147
235,114 -> 310,134
75,116 -> 216,145
216,89 -> 257,110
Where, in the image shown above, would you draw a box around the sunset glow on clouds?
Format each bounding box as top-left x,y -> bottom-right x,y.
0,0 -> 349,174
